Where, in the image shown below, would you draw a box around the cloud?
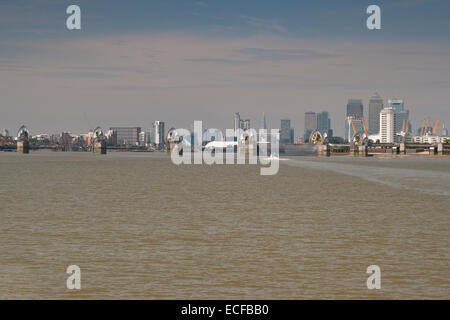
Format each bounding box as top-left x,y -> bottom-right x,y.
184,46 -> 337,65
240,15 -> 286,33
184,58 -> 247,64
194,1 -> 207,6
236,47 -> 337,61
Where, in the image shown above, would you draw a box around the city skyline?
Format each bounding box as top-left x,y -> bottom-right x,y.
1,92 -> 448,142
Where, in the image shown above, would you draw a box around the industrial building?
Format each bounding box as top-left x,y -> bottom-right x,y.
109,127 -> 141,146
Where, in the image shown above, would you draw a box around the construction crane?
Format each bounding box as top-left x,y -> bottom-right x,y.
350,117 -> 357,136
420,118 -> 426,136
421,116 -> 430,136
350,117 -> 362,145
423,116 -> 430,136
361,116 -> 369,138
401,117 -> 410,134
432,118 -> 440,135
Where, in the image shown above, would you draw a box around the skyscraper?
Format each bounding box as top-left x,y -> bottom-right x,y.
260,112 -> 267,130
346,99 -> 364,119
234,113 -> 240,133
368,93 -> 383,134
317,111 -> 331,137
388,99 -> 409,134
152,121 -> 165,148
388,99 -> 404,112
280,119 -> 293,143
304,112 -> 317,141
380,108 -> 396,143
260,112 -> 268,142
395,110 -> 409,133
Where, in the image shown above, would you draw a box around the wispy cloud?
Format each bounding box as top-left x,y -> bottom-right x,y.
184,57 -> 247,64
240,15 -> 286,33
236,48 -> 337,61
184,47 -> 337,65
194,1 -> 207,7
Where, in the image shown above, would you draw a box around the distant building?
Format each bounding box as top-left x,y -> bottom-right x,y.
1,129 -> 9,137
317,111 -> 332,137
139,131 -> 146,146
152,121 -> 165,148
388,99 -> 404,112
368,93 -> 383,134
443,124 -> 448,136
280,119 -> 293,143
380,108 -> 396,143
260,112 -> 267,130
105,129 -> 117,145
346,99 -> 364,119
304,112 -> 317,141
387,99 -> 410,134
395,110 -> 410,133
110,127 -> 141,145
234,112 -> 240,133
260,112 -> 268,142
412,135 -> 450,144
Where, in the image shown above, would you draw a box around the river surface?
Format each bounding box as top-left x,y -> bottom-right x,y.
0,151 -> 448,299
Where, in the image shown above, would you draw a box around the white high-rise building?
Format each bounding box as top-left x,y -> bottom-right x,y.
380,108 -> 396,143
234,113 -> 240,133
152,121 -> 165,148
442,124 -> 448,136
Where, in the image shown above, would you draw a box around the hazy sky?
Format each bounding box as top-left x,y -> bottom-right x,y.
1,0 -> 450,137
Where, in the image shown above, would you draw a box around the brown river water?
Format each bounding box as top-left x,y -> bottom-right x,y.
0,151 -> 448,299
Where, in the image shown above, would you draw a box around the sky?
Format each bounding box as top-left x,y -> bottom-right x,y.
1,0 -> 450,137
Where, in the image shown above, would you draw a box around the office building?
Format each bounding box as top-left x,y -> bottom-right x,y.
139,130 -> 152,146
443,124 -> 448,136
388,99 -> 410,133
368,93 -> 383,134
388,99 -> 404,112
317,111 -> 332,137
234,113 -> 240,133
346,99 -> 364,119
395,110 -> 409,133
280,119 -> 294,143
152,121 -> 165,148
304,112 -> 317,141
380,108 -> 396,143
109,127 -> 141,145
